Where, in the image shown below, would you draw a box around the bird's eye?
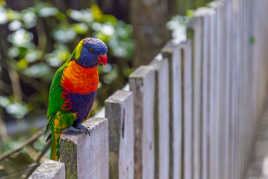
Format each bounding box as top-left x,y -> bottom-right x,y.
88,47 -> 102,55
88,48 -> 95,53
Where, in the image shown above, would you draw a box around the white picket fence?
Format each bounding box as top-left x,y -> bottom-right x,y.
30,0 -> 268,178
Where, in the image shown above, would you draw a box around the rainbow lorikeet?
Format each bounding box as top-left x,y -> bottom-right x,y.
46,38 -> 108,160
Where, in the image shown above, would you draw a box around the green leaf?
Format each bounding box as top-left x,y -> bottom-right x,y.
91,5 -> 102,21
101,15 -> 117,24
250,36 -> 255,45
6,9 -> 21,21
186,9 -> 194,18
17,58 -> 28,69
0,0 -> 6,7
72,23 -> 89,34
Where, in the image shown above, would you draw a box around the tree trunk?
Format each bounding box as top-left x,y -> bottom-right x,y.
130,0 -> 171,66
130,0 -> 212,66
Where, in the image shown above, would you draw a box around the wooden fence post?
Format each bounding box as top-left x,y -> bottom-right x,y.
181,40 -> 193,179
230,0 -> 239,178
187,16 -> 202,179
201,12 -> 210,179
194,7 -> 215,179
225,1 -> 233,179
105,90 -> 134,179
129,66 -> 156,179
237,0 -> 245,176
150,55 -> 170,179
60,118 -> 108,179
29,160 -> 65,179
216,2 -> 228,179
208,3 -> 218,179
162,43 -> 183,179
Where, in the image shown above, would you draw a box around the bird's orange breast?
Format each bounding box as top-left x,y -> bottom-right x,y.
61,61 -> 99,94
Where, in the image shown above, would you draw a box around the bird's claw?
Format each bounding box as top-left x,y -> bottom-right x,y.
75,124 -> 91,136
63,126 -> 80,133
63,124 -> 90,136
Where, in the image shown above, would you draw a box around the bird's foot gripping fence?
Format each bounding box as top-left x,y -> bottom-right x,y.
30,0 -> 268,178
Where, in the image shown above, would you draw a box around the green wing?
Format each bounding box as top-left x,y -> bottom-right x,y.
46,64 -> 67,132
46,42 -> 80,132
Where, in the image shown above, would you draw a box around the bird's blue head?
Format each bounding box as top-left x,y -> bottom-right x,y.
74,37 -> 108,68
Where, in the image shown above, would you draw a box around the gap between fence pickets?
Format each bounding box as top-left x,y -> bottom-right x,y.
29,160 -> 65,179
60,117 -> 109,179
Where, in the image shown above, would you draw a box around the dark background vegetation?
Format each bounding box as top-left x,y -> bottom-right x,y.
0,0 -> 211,178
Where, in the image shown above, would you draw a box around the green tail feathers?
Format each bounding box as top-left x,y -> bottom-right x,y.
50,131 -> 61,160
48,111 -> 76,161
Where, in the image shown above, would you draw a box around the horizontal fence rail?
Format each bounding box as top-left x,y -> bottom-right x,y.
30,0 -> 268,178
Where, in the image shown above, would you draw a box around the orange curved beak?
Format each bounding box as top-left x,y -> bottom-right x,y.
97,54 -> 107,66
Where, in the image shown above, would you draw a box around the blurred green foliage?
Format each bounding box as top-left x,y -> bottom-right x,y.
0,1 -> 134,120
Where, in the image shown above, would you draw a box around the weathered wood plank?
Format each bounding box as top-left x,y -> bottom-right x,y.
194,7 -> 214,179
247,0 -> 257,175
201,13 -> 209,179
208,2 -> 225,179
240,0 -> 253,172
216,3 -> 228,179
181,40 -> 193,179
188,16 -> 208,179
129,66 -> 155,179
238,0 -> 248,176
208,3 -> 218,179
105,90 -> 134,179
217,4 -> 230,179
225,1 -> 233,179
243,0 -> 256,176
232,0 -> 241,178
29,160 -> 65,179
188,17 -> 202,179
229,0 -> 240,178
193,8 -> 216,179
60,118 -> 108,179
162,43 -> 183,179
238,0 -> 245,174
150,55 -> 170,179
